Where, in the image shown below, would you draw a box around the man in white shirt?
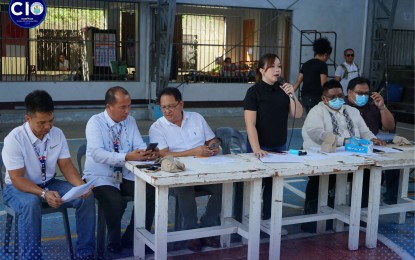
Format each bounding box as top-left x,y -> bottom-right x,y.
83,86 -> 158,254
58,53 -> 69,71
149,87 -> 222,252
301,80 -> 384,232
334,48 -> 360,93
1,90 -> 95,260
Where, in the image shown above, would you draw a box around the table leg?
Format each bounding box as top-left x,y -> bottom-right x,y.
365,167 -> 382,248
134,176 -> 146,258
247,179 -> 261,260
397,167 -> 410,224
221,182 -> 233,247
349,169 -> 363,250
334,173 -> 348,232
316,175 -> 329,233
241,181 -> 251,245
269,176 -> 284,260
154,186 -> 169,260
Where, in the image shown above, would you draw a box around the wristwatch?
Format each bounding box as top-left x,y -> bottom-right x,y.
40,188 -> 48,201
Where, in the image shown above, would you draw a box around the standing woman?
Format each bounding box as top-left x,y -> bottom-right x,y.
243,53 -> 303,221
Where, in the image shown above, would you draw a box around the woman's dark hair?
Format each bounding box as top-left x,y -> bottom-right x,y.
255,53 -> 280,83
105,86 -> 130,105
313,38 -> 332,56
157,87 -> 182,103
25,90 -> 54,116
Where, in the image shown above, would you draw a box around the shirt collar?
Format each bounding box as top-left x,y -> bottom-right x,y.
162,110 -> 188,126
260,80 -> 279,92
24,122 -> 50,144
104,109 -> 119,128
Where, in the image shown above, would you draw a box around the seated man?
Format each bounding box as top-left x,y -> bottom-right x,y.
149,87 -> 222,252
345,77 -> 398,204
1,90 -> 95,260
83,86 -> 158,254
58,53 -> 69,71
301,79 -> 384,232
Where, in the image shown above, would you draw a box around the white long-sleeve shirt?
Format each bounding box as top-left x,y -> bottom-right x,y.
83,110 -> 146,189
302,102 -> 375,149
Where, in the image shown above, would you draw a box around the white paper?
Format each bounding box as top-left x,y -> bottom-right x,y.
193,156 -> 236,164
308,146 -> 376,157
62,179 -> 96,202
372,145 -> 402,153
259,153 -> 305,163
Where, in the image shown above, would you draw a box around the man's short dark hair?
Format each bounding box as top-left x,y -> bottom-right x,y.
105,86 -> 130,105
343,48 -> 354,56
25,90 -> 54,116
156,87 -> 182,103
347,77 -> 370,91
322,79 -> 343,95
313,38 -> 332,56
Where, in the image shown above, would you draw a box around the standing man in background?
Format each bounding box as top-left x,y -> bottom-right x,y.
335,48 -> 360,93
293,37 -> 332,113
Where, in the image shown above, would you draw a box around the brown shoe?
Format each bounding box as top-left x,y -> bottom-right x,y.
202,237 -> 220,248
186,239 -> 202,252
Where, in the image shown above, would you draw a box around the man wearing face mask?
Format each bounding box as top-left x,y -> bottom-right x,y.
301,79 -> 385,232
345,77 -> 398,204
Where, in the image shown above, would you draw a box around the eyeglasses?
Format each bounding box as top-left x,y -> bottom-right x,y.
324,94 -> 345,100
345,54 -> 354,57
160,102 -> 180,111
352,90 -> 370,96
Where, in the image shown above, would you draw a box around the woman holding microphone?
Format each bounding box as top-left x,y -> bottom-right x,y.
243,53 -> 303,221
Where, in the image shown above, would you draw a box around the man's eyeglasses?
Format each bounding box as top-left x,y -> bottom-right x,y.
352,90 -> 370,96
324,94 -> 345,100
345,54 -> 354,57
160,102 -> 180,111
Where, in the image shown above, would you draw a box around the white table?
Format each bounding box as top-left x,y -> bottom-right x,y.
237,153 -> 373,259
360,146 -> 415,248
126,154 -> 274,260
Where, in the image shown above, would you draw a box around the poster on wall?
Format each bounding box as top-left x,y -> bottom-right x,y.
94,33 -> 116,67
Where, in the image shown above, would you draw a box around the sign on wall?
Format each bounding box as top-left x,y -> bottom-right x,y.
94,33 -> 116,67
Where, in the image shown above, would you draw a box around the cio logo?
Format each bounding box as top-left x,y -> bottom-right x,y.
8,0 -> 47,29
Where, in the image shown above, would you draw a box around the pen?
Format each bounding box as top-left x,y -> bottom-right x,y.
391,147 -> 403,151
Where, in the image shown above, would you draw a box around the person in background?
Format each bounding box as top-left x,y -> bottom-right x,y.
345,77 -> 398,204
293,37 -> 332,113
335,48 -> 360,93
149,87 -> 222,252
243,53 -> 303,226
58,53 -> 70,71
83,86 -> 158,254
1,90 -> 95,260
301,79 -> 385,232
220,57 -> 233,77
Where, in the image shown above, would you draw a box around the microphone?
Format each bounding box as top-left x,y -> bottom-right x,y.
277,77 -> 295,100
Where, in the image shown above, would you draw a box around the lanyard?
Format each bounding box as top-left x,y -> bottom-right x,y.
24,125 -> 48,183
107,123 -> 123,153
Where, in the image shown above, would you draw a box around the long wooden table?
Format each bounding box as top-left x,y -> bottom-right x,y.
359,146 -> 415,248
126,154 -> 274,260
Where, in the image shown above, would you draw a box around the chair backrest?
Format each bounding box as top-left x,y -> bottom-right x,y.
285,128 -> 303,150
76,143 -> 87,175
214,127 -> 247,155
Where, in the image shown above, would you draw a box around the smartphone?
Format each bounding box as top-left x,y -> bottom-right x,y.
146,143 -> 158,151
209,142 -> 220,149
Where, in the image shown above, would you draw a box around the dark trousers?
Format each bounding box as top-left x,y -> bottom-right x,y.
93,180 -> 155,246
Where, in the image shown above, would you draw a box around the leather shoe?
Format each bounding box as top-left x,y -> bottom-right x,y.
186,239 -> 202,252
202,237 -> 220,248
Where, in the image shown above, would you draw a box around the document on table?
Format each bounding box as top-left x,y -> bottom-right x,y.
193,156 -> 236,164
62,179 -> 96,202
372,145 -> 402,153
259,153 -> 305,163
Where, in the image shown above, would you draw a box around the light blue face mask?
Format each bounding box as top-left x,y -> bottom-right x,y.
328,98 -> 345,110
355,94 -> 369,107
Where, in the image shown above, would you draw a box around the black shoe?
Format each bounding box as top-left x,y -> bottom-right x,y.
107,243 -> 122,254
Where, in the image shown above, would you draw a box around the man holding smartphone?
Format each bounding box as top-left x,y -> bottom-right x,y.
149,87 -> 222,252
83,86 -> 159,254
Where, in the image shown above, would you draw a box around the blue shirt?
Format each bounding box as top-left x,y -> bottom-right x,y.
83,110 -> 147,189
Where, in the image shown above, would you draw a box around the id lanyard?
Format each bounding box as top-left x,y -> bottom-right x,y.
108,123 -> 123,153
24,125 -> 48,185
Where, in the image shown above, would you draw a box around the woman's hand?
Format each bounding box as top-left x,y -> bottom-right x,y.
254,149 -> 268,158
